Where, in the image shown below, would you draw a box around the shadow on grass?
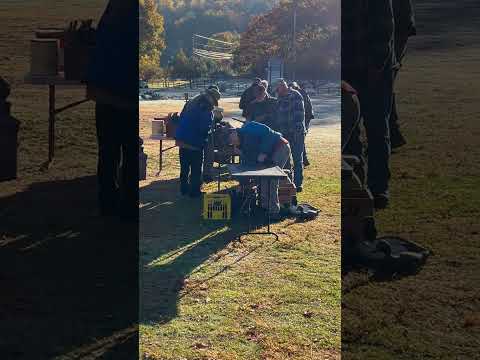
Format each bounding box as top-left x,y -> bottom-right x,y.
140,177 -> 273,326
0,176 -> 138,360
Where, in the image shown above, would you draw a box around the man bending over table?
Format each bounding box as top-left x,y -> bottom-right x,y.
229,121 -> 292,220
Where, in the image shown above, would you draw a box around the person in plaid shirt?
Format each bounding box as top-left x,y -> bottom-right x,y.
274,79 -> 306,192
342,0 -> 395,209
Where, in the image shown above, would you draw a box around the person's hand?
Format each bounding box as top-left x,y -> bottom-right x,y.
257,153 -> 267,163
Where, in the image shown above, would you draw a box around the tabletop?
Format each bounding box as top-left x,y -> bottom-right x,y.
227,164 -> 288,179
24,73 -> 85,86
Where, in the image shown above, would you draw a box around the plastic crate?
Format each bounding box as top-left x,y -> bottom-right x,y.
203,193 -> 231,220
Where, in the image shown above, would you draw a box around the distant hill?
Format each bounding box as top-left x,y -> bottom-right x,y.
158,0 -> 277,64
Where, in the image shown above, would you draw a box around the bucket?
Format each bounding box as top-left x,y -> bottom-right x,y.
152,119 -> 165,137
35,28 -> 65,72
30,39 -> 58,77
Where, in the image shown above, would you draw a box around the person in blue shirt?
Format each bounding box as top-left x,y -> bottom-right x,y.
175,88 -> 220,197
230,121 -> 292,219
86,0 -> 138,220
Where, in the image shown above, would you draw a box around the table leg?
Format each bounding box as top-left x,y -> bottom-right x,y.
156,139 -> 163,176
267,178 -> 271,233
41,85 -> 55,170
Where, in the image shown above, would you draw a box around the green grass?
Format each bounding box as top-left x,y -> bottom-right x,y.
140,125 -> 341,360
342,30 -> 480,360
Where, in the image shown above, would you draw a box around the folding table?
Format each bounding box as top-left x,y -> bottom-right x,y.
24,73 -> 90,169
227,164 -> 288,240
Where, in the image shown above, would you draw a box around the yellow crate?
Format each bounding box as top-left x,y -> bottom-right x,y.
203,193 -> 231,220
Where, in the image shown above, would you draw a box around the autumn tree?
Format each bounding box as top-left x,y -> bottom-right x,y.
139,0 -> 166,80
235,0 -> 340,79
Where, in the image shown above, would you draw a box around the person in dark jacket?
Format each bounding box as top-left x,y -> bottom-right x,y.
274,79 -> 306,192
246,83 -> 278,129
87,0 -> 138,220
180,86 -> 221,182
290,82 -> 314,166
342,0 -> 395,209
175,89 -> 220,197
230,121 -> 292,219
239,78 -> 262,118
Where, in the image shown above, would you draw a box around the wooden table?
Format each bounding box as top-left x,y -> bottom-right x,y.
227,164 -> 288,240
150,134 -> 177,175
24,73 -> 90,169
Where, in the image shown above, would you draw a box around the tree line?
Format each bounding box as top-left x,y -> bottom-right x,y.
139,0 -> 339,81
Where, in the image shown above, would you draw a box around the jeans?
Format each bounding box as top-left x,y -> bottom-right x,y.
179,147 -> 203,195
96,103 -> 138,217
285,133 -> 305,189
260,142 -> 292,214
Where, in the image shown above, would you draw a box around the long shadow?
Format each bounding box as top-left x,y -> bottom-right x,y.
0,176 -> 138,360
139,177 -> 267,326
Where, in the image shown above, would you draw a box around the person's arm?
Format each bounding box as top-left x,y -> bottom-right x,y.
293,93 -> 305,131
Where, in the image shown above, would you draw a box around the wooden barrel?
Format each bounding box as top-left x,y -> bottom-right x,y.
30,39 -> 58,76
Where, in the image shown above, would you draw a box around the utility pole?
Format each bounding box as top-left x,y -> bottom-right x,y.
292,0 -> 297,81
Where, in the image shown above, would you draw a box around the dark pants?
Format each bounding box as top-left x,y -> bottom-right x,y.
303,119 -> 311,163
388,68 -> 404,145
179,147 -> 203,195
96,103 -> 138,217
345,68 -> 393,196
285,132 -> 305,189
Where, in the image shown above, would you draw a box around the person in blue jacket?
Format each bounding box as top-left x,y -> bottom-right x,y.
175,88 -> 220,197
230,121 -> 292,219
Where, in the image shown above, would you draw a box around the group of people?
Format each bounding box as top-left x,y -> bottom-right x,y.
342,0 -> 416,209
174,78 -> 315,219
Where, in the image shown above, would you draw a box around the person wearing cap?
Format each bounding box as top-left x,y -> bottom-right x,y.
229,121 -> 292,219
274,79 -> 306,192
175,88 -> 220,197
179,86 -> 221,182
289,82 -> 314,166
181,85 -> 220,115
246,82 -> 278,129
239,78 -> 262,118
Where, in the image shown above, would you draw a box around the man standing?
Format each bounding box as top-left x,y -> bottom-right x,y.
87,0 -> 138,220
230,121 -> 292,220
180,86 -> 221,182
175,89 -> 220,197
290,82 -> 314,166
246,82 -> 278,129
342,0 -> 395,209
390,0 -> 416,149
274,79 -> 306,192
239,78 -> 262,118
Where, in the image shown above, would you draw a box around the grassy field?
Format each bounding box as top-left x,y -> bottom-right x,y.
139,99 -> 341,359
1,2 -> 141,359
342,1 -> 480,358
